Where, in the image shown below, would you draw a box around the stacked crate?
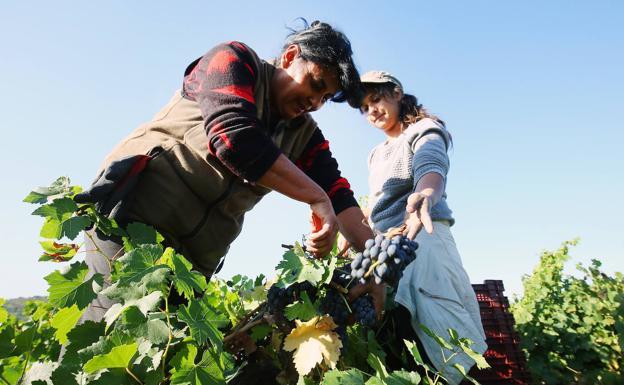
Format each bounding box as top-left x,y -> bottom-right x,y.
470,280 -> 532,385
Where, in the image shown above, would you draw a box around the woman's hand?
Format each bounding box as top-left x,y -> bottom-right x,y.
404,191 -> 434,239
305,199 -> 338,258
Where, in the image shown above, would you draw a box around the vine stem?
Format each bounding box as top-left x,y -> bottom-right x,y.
329,281 -> 348,295
126,367 -> 143,385
223,318 -> 266,345
227,302 -> 265,336
364,260 -> 383,279
85,230 -> 113,274
160,283 -> 174,378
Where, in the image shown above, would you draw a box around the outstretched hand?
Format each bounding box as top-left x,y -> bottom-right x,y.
404,191 -> 434,239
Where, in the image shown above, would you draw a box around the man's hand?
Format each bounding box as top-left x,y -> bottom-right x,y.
347,279 -> 387,322
336,233 -> 351,257
305,200 -> 338,258
404,191 -> 434,239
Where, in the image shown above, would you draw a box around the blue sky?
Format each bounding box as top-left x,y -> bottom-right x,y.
1,1 -> 622,299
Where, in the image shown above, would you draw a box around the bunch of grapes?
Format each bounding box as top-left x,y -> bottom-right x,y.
320,288 -> 348,324
320,287 -> 349,346
267,281 -> 317,314
350,234 -> 418,287
352,295 -> 376,328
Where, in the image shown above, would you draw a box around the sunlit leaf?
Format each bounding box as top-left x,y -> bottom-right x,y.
283,315 -> 342,375
51,305 -> 85,344
83,342 -> 138,373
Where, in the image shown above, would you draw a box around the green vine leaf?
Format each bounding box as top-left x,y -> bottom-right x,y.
60,215 -> 91,240
161,248 -> 208,301
169,345 -> 228,385
284,291 -> 318,321
83,342 -> 138,373
113,244 -> 170,292
124,222 -> 165,250
177,297 -> 228,348
44,261 -> 103,309
103,291 -> 163,329
320,368 -> 365,384
276,244 -> 325,287
23,176 -> 76,204
50,305 -> 85,344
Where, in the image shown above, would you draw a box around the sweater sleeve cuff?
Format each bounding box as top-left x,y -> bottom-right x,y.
331,191 -> 358,215
412,167 -> 446,188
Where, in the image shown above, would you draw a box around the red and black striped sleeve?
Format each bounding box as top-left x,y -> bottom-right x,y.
295,128 -> 358,214
182,41 -> 281,182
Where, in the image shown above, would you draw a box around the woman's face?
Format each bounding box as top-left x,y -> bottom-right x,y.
360,90 -> 403,137
272,45 -> 341,120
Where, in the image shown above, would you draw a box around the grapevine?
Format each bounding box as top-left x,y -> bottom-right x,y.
0,177 -> 489,385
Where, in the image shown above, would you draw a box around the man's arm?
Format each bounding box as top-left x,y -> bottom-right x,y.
336,206 -> 374,251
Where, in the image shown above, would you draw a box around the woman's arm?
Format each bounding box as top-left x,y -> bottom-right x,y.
404,133 -> 449,238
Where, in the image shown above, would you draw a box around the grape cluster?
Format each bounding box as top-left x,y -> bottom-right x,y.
350,234 -> 418,287
320,288 -> 349,347
352,295 -> 376,328
320,287 -> 348,325
267,282 -> 316,314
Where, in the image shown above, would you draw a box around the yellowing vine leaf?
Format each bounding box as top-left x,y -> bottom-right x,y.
283,315 -> 342,375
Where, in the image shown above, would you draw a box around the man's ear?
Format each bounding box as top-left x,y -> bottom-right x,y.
280,44 -> 300,69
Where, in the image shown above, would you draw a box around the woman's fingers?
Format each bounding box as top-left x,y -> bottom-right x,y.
405,215 -> 422,240
406,191 -> 425,213
404,192 -> 434,238
420,198 -> 434,234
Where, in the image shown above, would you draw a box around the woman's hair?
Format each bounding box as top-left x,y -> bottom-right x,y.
280,19 -> 362,107
362,82 -> 446,127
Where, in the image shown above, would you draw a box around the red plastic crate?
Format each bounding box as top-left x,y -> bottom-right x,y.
470,280 -> 531,385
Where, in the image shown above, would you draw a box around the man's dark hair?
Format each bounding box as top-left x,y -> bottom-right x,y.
281,19 -> 363,107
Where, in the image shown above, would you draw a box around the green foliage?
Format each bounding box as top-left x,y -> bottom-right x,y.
3,177 -> 490,385
50,305 -> 84,344
511,240 -> 624,384
44,262 -> 102,309
177,298 -> 228,348
284,292 -> 318,321
83,343 -> 138,373
276,243 -> 327,286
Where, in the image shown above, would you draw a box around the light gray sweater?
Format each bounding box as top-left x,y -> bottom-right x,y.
367,118 -> 454,232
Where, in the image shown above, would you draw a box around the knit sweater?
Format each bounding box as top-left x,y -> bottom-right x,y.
367,118 -> 454,232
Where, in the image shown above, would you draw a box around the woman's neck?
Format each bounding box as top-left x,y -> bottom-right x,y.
385,121 -> 405,139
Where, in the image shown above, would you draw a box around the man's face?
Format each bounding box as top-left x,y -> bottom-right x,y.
272,45 -> 341,120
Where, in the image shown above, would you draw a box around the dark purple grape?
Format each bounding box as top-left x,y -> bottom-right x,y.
352,295 -> 376,328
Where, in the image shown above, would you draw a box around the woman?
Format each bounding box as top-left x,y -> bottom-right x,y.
76,20 -> 374,322
358,71 -> 486,384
